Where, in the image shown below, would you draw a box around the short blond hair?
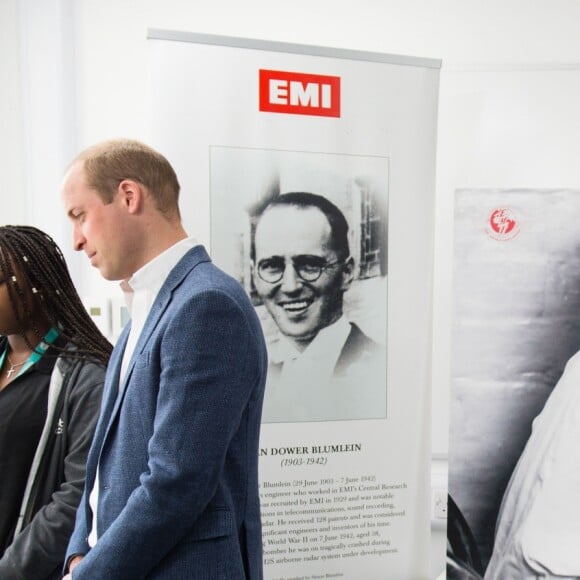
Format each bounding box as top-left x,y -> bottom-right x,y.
75,139 -> 181,217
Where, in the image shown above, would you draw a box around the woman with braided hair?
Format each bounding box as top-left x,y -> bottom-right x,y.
0,225 -> 111,579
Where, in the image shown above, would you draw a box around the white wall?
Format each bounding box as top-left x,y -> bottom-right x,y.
0,0 -> 25,224
4,1 -> 580,577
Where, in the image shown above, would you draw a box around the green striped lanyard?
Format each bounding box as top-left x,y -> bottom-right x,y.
0,327 -> 60,380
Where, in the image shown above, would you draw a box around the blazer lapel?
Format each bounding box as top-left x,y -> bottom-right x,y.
86,323 -> 130,484
114,291 -> 170,406
108,245 -> 212,419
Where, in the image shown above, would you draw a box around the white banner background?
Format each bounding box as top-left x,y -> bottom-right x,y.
148,31 -> 439,580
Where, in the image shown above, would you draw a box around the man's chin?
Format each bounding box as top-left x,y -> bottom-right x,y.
276,323 -> 318,343
98,267 -> 123,282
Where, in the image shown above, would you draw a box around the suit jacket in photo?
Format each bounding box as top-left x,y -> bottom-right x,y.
66,245 -> 267,579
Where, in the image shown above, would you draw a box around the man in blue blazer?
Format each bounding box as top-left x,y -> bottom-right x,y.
60,139 -> 267,579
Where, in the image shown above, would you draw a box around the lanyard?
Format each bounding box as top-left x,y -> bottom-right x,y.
0,327 -> 60,380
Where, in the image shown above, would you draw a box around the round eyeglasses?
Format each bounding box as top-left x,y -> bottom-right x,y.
256,255 -> 343,284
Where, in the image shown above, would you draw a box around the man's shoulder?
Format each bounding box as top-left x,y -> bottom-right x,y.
166,247 -> 257,318
345,322 -> 381,352
169,245 -> 211,283
168,246 -> 239,293
333,322 -> 382,371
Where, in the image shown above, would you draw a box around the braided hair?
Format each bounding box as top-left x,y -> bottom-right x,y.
0,225 -> 112,365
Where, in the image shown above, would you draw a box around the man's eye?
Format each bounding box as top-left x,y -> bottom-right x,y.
260,259 -> 283,272
294,256 -> 325,269
299,264 -> 321,274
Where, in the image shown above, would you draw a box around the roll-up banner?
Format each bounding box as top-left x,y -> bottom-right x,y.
449,189 -> 580,578
148,30 -> 440,579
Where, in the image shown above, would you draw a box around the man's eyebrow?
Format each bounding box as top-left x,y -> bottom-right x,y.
258,255 -> 328,266
293,254 -> 327,261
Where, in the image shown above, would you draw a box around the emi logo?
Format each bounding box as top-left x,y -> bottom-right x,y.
259,69 -> 341,118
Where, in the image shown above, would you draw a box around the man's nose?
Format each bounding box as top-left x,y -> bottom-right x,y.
279,263 -> 302,292
72,225 -> 86,252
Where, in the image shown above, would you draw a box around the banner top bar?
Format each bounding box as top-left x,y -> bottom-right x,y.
147,29 -> 442,70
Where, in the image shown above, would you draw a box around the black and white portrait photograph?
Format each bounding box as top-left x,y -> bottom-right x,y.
448,188 -> 580,579
209,146 -> 388,423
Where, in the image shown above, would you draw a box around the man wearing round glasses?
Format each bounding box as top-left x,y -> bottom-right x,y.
252,192 -> 386,423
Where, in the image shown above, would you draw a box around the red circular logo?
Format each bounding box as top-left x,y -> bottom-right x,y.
486,207 -> 520,241
489,208 -> 517,236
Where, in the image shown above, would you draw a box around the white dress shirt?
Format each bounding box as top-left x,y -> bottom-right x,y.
485,349 -> 580,579
270,315 -> 351,388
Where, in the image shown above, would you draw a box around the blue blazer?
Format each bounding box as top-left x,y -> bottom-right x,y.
66,246 -> 267,579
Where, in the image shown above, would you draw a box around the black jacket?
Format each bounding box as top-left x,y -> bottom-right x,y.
0,346 -> 105,580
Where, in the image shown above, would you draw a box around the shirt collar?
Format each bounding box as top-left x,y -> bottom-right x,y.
120,237 -> 197,313
270,315 -> 351,364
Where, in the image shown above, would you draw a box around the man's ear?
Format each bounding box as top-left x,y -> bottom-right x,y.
117,179 -> 144,214
340,256 -> 355,291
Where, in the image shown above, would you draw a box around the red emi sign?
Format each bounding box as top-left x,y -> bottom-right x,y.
259,69 -> 341,118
